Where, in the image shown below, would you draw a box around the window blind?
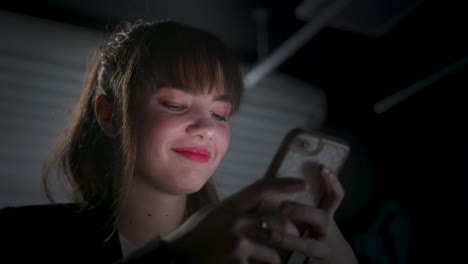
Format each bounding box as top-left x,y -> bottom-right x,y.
0,12 -> 326,206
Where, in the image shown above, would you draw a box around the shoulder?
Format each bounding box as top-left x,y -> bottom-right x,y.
1,204 -> 79,258
1,202 -> 114,233
1,203 -> 83,229
1,202 -> 80,218
1,203 -> 118,261
1,203 -> 91,237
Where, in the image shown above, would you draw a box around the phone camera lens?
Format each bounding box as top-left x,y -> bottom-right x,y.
294,137 -> 311,150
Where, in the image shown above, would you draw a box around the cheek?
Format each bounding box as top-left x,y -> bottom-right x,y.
215,125 -> 230,158
139,113 -> 184,155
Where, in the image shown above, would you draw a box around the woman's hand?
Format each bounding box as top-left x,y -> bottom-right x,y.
267,167 -> 358,264
162,177 -> 308,264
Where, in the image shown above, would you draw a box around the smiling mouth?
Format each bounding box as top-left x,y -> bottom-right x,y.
171,147 -> 211,163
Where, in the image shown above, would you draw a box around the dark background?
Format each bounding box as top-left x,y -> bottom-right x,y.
3,0 -> 468,262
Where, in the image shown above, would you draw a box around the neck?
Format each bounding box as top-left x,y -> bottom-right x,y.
117,177 -> 187,247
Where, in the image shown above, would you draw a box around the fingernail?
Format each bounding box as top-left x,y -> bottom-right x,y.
280,202 -> 293,214
321,167 -> 332,176
292,178 -> 306,184
287,178 -> 307,189
270,230 -> 280,242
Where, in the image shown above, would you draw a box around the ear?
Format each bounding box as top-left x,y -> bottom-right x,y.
95,95 -> 117,137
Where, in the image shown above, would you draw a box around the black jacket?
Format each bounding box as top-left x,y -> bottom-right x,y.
1,203 -> 177,263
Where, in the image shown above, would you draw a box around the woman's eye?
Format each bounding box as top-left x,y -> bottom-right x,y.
211,112 -> 227,122
161,103 -> 185,112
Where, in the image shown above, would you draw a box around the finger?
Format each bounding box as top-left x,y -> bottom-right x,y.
231,215 -> 276,244
280,201 -> 329,237
318,166 -> 345,215
247,241 -> 281,264
226,178 -> 308,211
231,214 -> 257,233
270,232 -> 331,260
248,215 -> 300,245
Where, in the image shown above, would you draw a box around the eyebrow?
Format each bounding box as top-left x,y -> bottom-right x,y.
158,87 -> 231,103
213,94 -> 231,103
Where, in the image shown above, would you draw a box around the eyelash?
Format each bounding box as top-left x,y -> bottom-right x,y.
161,103 -> 228,122
211,112 -> 227,122
161,103 -> 185,112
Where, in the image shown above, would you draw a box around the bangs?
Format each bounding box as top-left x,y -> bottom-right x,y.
142,22 -> 243,113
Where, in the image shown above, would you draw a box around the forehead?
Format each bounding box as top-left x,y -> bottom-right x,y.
147,65 -> 226,94
153,86 -> 230,102
137,33 -> 242,111
173,84 -> 227,96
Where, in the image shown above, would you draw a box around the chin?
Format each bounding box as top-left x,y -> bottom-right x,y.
163,181 -> 204,195
166,171 -> 211,195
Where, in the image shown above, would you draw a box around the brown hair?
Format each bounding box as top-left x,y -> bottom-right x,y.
43,20 -> 243,226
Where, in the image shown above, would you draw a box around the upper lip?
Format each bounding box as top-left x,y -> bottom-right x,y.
171,146 -> 211,157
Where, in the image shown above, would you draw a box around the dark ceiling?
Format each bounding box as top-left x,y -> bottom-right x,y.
4,0 -> 466,121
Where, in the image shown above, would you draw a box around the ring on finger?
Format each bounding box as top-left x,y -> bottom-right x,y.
260,216 -> 271,233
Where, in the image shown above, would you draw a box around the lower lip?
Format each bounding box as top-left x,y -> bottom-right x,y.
172,150 -> 210,163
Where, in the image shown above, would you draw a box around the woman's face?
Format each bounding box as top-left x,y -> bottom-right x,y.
135,87 -> 231,195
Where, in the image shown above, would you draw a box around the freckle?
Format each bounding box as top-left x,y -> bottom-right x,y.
165,214 -> 168,217
129,220 -> 133,225
148,213 -> 152,217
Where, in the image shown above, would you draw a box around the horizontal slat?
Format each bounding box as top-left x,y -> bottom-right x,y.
0,97 -> 73,122
0,140 -> 56,158
0,11 -> 102,66
0,54 -> 85,83
0,146 -> 51,160
0,116 -> 65,135
233,104 -> 307,126
229,127 -> 288,144
0,69 -> 83,97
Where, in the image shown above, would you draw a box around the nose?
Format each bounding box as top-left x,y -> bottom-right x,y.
186,116 -> 215,141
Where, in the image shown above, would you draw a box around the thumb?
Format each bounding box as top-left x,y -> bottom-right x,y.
225,177 -> 308,212
318,166 -> 345,215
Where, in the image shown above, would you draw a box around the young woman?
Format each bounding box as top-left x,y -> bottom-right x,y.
1,20 -> 357,263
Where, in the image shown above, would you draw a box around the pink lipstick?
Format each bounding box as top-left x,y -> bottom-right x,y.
171,146 -> 211,163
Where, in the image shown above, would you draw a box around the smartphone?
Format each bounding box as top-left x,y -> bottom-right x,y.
258,128 -> 350,263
